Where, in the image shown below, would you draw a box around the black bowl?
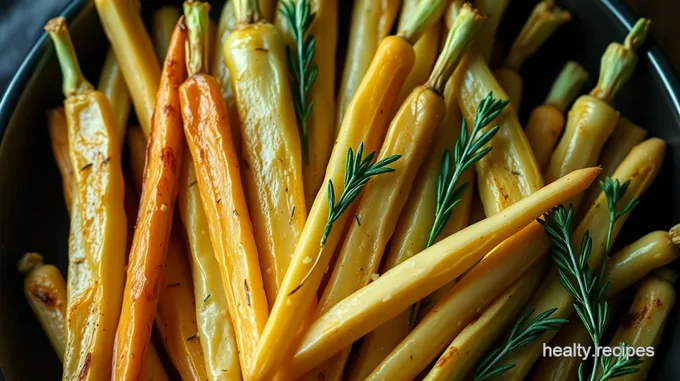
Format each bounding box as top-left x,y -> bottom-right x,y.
0,0 -> 678,379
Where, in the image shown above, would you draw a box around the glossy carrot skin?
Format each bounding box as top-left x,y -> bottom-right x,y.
18,253 -> 67,361
127,126 -> 208,381
181,74 -> 269,377
46,108 -> 73,212
276,0 -> 339,209
224,22 -> 307,306
94,0 -> 161,135
64,88 -> 127,381
335,0 -> 402,134
453,55 -> 544,216
251,35 -> 415,380
112,20 -> 186,381
18,253 -> 169,381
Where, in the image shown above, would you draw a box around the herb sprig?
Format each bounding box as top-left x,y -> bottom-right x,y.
538,176 -> 641,381
427,93 -> 509,247
289,143 -> 401,295
280,0 -> 317,163
473,308 -> 567,381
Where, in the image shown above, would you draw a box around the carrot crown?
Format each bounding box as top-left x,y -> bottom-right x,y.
671,224 -> 680,248
504,0 -> 571,71
44,17 -> 93,97
425,4 -> 485,94
589,18 -> 650,104
17,252 -> 44,275
183,1 -> 211,76
545,61 -> 589,113
398,0 -> 449,44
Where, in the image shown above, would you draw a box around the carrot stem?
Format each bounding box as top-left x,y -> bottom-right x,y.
44,17 -> 93,97
183,1 -> 211,76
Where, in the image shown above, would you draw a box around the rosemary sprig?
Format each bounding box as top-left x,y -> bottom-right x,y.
280,0 -> 317,163
540,176 -> 640,381
426,93 -> 509,247
289,143 -> 401,295
473,308 -> 567,381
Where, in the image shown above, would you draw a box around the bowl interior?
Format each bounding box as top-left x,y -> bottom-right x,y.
0,0 -> 679,379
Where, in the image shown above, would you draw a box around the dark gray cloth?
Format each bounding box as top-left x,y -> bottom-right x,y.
0,0 -> 70,95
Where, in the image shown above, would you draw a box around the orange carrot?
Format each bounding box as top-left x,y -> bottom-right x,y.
112,17 -> 186,381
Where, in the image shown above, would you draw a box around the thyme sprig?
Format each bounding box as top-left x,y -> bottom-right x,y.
280,0 -> 317,163
289,143 -> 401,295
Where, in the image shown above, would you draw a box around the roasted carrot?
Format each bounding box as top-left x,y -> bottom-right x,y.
17,253 -> 170,381
212,1 -> 274,158
304,8 -> 483,379
46,108 -> 73,212
453,54 -> 544,216
495,0 -> 571,109
127,125 -> 208,381
578,117 -> 648,219
603,274 -> 675,381
46,18 -> 127,381
290,167 -> 599,375
494,137 -> 665,379
423,260 -> 548,381
179,156 -> 243,381
276,0 -> 339,209
224,0 -> 307,307
18,253 -> 67,361
97,49 -> 130,140
150,7 -> 182,61
182,3 -> 269,377
391,0 -> 441,119
525,61 -> 588,171
364,221 -> 550,379
347,26 -> 477,381
112,16 -> 186,381
473,0 -> 509,63
250,1 -> 449,378
335,0 -> 402,135
94,0 -> 161,135
544,19 -> 650,188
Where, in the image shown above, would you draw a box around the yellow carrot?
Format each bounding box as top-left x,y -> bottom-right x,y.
495,0 -> 571,109
334,0 -> 402,135
304,8 -> 483,379
17,253 -> 170,380
494,137 -> 665,379
453,54 -> 544,216
46,18 -> 127,380
94,0 -> 161,135
604,274 -> 676,381
292,167 -> 600,375
525,61 -> 588,171
423,260 -> 548,381
250,1 -> 448,378
544,19 -> 650,188
224,0 -> 307,306
276,0 -> 339,209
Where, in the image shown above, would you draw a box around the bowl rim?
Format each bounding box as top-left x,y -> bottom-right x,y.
0,0 -> 87,140
1,0 -> 679,139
